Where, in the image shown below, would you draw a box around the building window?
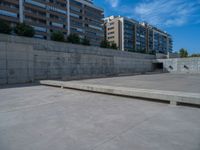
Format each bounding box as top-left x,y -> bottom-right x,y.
70,13 -> 79,18
32,26 -> 47,32
108,36 -> 114,39
25,0 -> 46,8
51,22 -> 64,28
47,6 -> 67,15
108,27 -> 114,30
0,10 -> 17,18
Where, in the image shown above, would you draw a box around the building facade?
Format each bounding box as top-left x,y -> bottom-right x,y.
0,0 -> 104,46
104,16 -> 173,54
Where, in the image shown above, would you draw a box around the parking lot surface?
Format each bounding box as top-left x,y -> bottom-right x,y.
71,73 -> 200,93
0,85 -> 200,150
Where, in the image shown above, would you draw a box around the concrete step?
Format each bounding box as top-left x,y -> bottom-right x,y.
40,80 -> 200,106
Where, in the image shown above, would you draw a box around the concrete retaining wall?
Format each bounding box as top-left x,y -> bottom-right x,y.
158,58 -> 200,73
0,42 -> 34,84
0,34 -> 155,84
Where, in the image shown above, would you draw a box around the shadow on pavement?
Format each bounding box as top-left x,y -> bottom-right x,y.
0,83 -> 40,90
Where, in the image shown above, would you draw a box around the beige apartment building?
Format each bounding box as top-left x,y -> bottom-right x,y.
104,16 -> 173,54
0,0 -> 104,46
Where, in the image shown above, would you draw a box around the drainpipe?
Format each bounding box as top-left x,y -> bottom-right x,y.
19,0 -> 24,23
67,0 -> 70,35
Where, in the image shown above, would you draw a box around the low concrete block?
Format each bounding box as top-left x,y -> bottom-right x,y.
40,80 -> 200,106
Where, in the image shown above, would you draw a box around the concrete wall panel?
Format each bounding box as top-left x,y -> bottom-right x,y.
158,58 -> 200,74
0,34 -> 157,85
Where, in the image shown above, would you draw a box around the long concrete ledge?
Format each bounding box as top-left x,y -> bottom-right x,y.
40,80 -> 200,106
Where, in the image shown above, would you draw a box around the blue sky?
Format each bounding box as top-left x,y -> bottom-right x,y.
95,0 -> 200,54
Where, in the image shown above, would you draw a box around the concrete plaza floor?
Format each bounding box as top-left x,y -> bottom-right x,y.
70,73 -> 200,93
0,85 -> 200,150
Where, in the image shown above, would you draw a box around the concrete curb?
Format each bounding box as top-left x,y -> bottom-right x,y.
40,80 -> 200,106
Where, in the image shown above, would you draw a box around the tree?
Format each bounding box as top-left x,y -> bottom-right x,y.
81,37 -> 90,46
0,20 -> 12,34
100,39 -> 110,48
14,23 -> 35,37
51,31 -> 65,42
67,34 -> 80,44
190,54 -> 200,57
179,48 -> 188,58
110,42 -> 118,50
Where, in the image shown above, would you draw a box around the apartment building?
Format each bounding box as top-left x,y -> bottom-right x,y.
104,16 -> 173,54
0,0 -> 104,46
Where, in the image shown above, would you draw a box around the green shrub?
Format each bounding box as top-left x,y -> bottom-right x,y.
14,23 -> 35,37
100,39 -> 110,48
148,51 -> 156,55
51,31 -> 65,42
140,49 -> 146,54
67,34 -> 80,44
81,37 -> 90,46
0,20 -> 12,34
110,43 -> 118,50
100,40 -> 118,50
